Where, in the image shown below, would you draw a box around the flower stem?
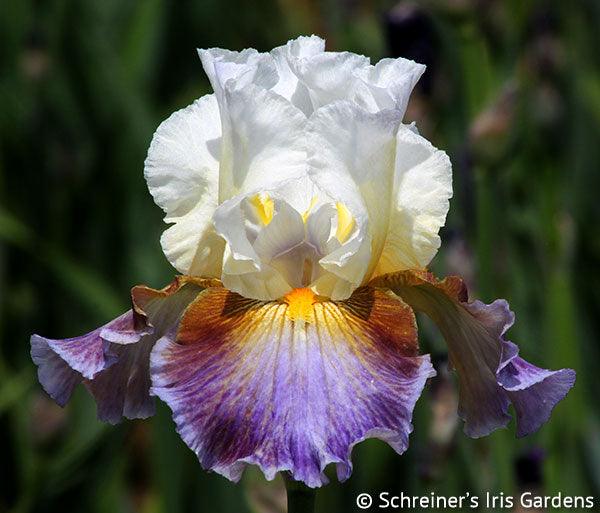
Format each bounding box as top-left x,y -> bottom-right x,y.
284,475 -> 316,513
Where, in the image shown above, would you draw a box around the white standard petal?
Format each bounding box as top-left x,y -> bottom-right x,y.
144,94 -> 224,277
290,51 -> 371,113
218,83 -> 307,202
373,124 -> 452,276
270,35 -> 325,116
160,203 -> 224,278
353,57 -> 426,115
197,47 -> 278,100
289,50 -> 425,116
307,101 -> 403,289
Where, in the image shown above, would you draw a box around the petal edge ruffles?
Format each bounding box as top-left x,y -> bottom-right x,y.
150,286 -> 434,487
371,270 -> 575,438
30,277 -> 216,423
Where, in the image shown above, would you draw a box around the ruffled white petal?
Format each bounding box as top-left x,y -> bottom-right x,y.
144,94 -> 224,276
290,52 -> 371,113
271,35 -> 325,116
373,125 -> 452,276
197,37 -> 424,118
198,47 -> 278,100
144,94 -> 220,219
144,37 -> 437,300
307,102 -> 403,287
160,203 -> 224,277
353,57 -> 426,114
218,83 -> 307,202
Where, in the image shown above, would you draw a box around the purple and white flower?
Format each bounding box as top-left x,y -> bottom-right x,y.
31,36 -> 575,488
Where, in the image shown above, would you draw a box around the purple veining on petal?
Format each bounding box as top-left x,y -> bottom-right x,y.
371,271 -> 576,440
31,310 -> 155,423
30,310 -> 154,421
31,316 -> 155,424
150,287 -> 434,487
460,299 -> 576,438
497,340 -> 576,438
85,335 -> 157,424
30,279 -> 209,423
30,335 -> 82,406
31,310 -> 138,384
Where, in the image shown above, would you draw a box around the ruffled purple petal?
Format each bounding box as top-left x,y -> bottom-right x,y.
150,286 -> 434,487
30,310 -> 153,422
371,271 -> 576,439
85,336 -> 156,424
30,335 -> 82,406
30,277 -> 209,423
42,311 -> 141,380
461,300 -> 575,437
497,341 -> 576,437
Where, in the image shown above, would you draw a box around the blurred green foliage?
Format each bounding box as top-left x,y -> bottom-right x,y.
1,0 -> 600,512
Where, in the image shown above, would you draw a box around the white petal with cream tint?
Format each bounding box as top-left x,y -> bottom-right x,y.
217,84 -> 308,203
306,101 -> 402,295
144,94 -> 224,277
373,125 -> 452,276
146,36 -> 451,301
271,35 -> 326,116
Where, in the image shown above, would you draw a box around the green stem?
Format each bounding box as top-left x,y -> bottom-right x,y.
284,475 -> 316,513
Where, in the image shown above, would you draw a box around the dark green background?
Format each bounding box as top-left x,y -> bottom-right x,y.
1,0 -> 599,512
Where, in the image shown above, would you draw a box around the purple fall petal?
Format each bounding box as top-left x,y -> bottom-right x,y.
461,300 -> 576,437
37,311 -> 140,380
150,286 -> 434,487
30,277 -> 208,423
86,336 -> 156,424
31,310 -> 146,406
497,340 -> 576,437
371,270 -> 576,439
30,335 -> 82,406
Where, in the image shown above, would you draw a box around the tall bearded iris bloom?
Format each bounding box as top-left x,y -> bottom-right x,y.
31,36 -> 575,488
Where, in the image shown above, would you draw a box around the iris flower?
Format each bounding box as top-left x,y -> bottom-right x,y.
31,36 -> 575,488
